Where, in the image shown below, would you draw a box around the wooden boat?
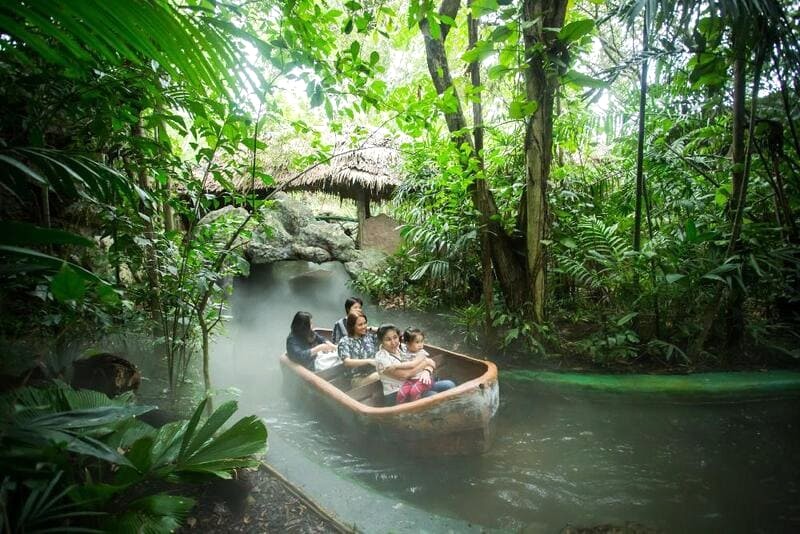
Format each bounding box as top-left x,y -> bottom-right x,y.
279,329 -> 500,455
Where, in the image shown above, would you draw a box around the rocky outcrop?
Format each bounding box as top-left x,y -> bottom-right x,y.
344,248 -> 388,279
247,193 -> 358,265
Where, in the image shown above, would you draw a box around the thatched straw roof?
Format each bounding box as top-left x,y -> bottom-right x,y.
202,141 -> 402,203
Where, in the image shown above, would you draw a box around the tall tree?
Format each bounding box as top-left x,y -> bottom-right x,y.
623,0 -> 800,356
521,0 -> 569,322
414,0 -> 573,321
417,0 -> 531,312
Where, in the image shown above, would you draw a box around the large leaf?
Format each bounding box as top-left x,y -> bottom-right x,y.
0,148 -> 142,206
558,19 -> 595,43
109,494 -> 195,534
0,0 -> 264,99
6,384 -> 136,412
180,400 -> 238,461
0,385 -> 151,467
15,471 -> 106,534
0,221 -> 94,248
182,415 -> 267,467
50,264 -> 88,303
563,70 -> 608,89
120,401 -> 266,483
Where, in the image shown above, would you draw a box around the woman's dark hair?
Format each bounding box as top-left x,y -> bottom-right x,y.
376,323 -> 400,343
345,310 -> 367,337
403,328 -> 424,344
290,311 -> 314,343
344,296 -> 363,313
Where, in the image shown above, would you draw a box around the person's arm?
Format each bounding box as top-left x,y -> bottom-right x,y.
338,338 -> 375,369
286,336 -> 315,368
384,352 -> 426,371
383,357 -> 431,380
311,332 -> 336,353
343,358 -> 376,369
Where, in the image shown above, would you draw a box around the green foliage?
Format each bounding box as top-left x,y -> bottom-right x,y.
0,383 -> 266,532
0,0 -> 798,379
553,216 -> 634,293
110,494 -> 195,534
2,471 -> 105,534
0,0 -> 265,99
449,301 -> 554,357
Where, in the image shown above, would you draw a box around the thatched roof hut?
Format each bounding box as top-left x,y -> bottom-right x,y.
201,139 -> 402,247
202,141 -> 401,202
278,143 -> 401,203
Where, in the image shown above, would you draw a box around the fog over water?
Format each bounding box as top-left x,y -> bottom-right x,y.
208,261 -> 800,533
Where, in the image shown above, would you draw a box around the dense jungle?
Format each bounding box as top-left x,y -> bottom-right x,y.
1,0 -> 798,532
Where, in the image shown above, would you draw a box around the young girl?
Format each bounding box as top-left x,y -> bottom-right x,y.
399,328 -> 455,402
373,325 -> 455,404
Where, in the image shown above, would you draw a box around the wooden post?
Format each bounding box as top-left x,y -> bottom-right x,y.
356,189 -> 367,249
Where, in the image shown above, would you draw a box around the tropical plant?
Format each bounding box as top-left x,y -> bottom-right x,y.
0,383 -> 267,532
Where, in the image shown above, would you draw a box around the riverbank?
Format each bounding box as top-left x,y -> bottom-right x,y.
501,369 -> 800,400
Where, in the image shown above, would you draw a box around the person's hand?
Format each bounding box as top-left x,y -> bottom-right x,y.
419,369 -> 432,386
324,341 -> 336,350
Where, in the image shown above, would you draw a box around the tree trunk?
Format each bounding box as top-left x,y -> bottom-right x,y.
468,4 -> 495,339
129,119 -> 170,384
633,12 -> 648,254
726,34 -> 766,353
728,23 -> 747,225
779,71 -> 800,180
521,0 -> 568,323
40,185 -> 50,229
633,6 -> 649,336
356,189 -> 367,249
690,23 -> 766,358
199,313 -> 214,415
419,0 -> 530,311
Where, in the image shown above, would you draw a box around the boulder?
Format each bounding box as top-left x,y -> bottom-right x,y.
291,244 -> 331,263
344,248 -> 389,279
198,205 -> 248,227
247,193 -> 358,264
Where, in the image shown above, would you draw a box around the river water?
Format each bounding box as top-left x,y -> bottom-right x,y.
210,261 -> 800,533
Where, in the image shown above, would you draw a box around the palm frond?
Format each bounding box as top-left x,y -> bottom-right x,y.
109,494 -> 195,534
0,0 -> 266,99
0,148 -> 143,205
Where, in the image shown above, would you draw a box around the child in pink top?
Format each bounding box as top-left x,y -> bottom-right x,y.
395,328 -> 436,403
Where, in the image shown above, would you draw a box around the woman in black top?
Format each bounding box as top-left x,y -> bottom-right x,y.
286,311 -> 336,370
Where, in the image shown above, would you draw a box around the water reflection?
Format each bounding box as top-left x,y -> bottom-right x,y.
210,261 -> 800,533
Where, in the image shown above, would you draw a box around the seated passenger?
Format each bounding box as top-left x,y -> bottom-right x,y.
332,296 -> 363,343
337,310 -> 378,386
286,311 -> 336,370
373,324 -> 455,405
396,327 -> 455,403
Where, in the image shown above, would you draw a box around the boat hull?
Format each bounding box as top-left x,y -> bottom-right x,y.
279,338 -> 499,455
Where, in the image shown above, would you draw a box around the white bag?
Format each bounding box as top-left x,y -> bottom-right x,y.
314,350 -> 341,372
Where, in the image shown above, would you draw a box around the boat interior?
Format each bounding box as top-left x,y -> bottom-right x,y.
314,349 -> 488,407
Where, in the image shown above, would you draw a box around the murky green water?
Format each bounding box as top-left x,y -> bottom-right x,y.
210,261 -> 800,533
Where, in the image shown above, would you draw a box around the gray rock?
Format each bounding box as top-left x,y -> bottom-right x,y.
344,248 -> 389,279
196,206 -> 251,261
246,193 -> 358,265
291,244 -> 331,263
198,205 -> 248,227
